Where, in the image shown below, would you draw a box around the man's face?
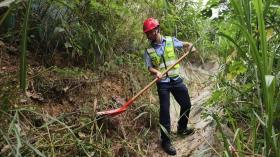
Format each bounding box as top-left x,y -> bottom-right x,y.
145,28 -> 157,41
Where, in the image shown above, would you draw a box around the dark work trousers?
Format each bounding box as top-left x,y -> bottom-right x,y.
156,77 -> 192,144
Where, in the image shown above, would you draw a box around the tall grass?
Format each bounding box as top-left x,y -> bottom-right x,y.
218,0 -> 278,156
26,0 -> 146,67
0,108 -> 114,156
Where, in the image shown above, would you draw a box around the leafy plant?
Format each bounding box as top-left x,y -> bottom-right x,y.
215,0 -> 279,156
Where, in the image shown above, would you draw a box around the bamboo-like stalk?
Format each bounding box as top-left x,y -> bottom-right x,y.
20,0 -> 32,92
221,0 -> 278,156
253,0 -> 277,156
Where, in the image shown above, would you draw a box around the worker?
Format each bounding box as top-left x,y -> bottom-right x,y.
143,18 -> 195,156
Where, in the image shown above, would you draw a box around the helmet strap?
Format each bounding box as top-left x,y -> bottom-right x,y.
155,27 -> 160,34
156,27 -> 161,42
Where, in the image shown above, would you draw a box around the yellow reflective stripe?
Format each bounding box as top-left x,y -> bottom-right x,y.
159,66 -> 179,76
165,36 -> 172,42
159,60 -> 177,68
168,69 -> 179,76
147,48 -> 155,53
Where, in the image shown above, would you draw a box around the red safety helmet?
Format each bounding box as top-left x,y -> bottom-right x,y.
143,18 -> 159,33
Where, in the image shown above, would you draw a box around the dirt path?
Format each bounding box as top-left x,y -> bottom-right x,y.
149,61 -> 221,157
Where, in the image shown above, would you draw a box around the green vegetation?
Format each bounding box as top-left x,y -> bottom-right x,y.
20,0 -> 32,92
206,0 -> 279,156
0,0 -> 279,156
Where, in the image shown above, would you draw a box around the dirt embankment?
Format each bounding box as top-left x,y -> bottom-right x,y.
0,41 -> 154,156
1,40 -> 233,156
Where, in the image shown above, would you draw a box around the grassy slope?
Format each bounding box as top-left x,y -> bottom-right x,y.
0,42 -> 159,156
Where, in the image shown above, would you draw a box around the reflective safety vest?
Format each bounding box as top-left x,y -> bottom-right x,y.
147,36 -> 180,78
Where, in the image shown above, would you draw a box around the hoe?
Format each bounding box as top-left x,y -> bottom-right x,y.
97,46 -> 194,116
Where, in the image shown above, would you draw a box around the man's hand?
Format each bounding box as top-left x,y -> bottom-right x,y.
148,67 -> 163,81
155,71 -> 163,80
183,42 -> 196,53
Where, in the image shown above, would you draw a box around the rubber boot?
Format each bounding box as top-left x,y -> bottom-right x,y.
161,142 -> 176,156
